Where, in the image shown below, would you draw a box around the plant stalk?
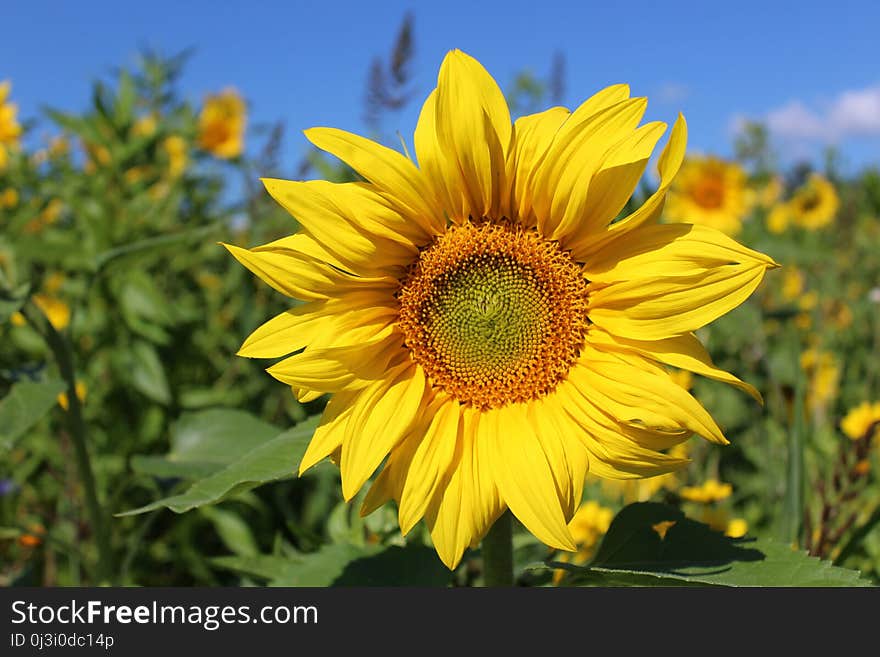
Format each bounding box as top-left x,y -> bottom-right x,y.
23,302 -> 114,584
482,510 -> 514,586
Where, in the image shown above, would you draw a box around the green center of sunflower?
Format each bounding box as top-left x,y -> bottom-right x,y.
397,220 -> 590,409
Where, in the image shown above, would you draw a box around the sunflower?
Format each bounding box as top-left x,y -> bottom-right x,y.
664,155 -> 752,235
225,50 -> 776,569
197,89 -> 246,159
789,173 -> 839,230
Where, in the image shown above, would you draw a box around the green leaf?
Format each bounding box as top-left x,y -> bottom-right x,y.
0,283 -> 30,324
553,503 -> 872,587
118,415 -> 320,516
0,381 -> 67,451
200,507 -> 260,558
95,224 -> 221,272
127,340 -> 171,405
131,409 -> 281,480
212,543 -> 452,586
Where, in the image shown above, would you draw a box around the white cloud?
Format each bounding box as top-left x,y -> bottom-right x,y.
655,82 -> 689,105
739,84 -> 880,142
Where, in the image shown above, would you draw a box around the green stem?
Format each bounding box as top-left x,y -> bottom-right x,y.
482,511 -> 514,586
23,302 -> 114,584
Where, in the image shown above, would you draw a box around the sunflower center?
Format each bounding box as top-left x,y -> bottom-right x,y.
799,192 -> 820,212
692,177 -> 725,209
397,220 -> 589,409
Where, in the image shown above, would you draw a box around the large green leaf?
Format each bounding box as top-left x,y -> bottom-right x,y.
0,381 -> 67,451
552,503 -> 872,587
118,415 -> 320,516
130,408 -> 281,480
212,543 -> 452,587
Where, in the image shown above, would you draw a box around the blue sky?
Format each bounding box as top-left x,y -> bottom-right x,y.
3,0 -> 879,175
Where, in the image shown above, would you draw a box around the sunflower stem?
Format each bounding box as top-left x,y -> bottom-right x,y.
22,301 -> 114,585
482,511 -> 514,586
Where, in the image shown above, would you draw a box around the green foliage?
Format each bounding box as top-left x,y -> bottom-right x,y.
0,381 -> 66,451
550,503 -> 870,587
121,415 -> 319,515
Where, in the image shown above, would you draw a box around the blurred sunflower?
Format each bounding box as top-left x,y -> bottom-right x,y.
770,173 -> 839,232
664,155 -> 752,235
197,89 -> 246,159
790,174 -> 839,229
226,50 -> 776,569
0,80 -> 23,172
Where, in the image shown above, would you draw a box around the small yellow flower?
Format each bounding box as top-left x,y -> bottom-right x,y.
679,478 -> 733,503
798,290 -> 818,311
1,187 -> 18,209
553,500 -> 614,580
824,299 -> 852,330
724,517 -> 748,538
57,381 -> 88,411
800,347 -> 840,413
840,401 -> 880,441
665,155 -> 752,235
131,114 -> 158,138
780,267 -> 804,302
32,293 -> 70,331
698,508 -> 747,537
123,165 -> 153,185
162,135 -> 188,177
0,80 -> 23,147
789,174 -> 839,230
197,89 -> 246,159
82,141 -> 111,169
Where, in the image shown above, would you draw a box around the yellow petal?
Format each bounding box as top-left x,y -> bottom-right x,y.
588,328 -> 762,403
398,398 -> 461,534
266,326 -> 401,392
527,396 -> 590,521
570,113 -> 687,260
425,407 -> 503,569
340,363 -> 427,500
237,295 -> 397,358
414,88 -> 462,222
434,49 -> 512,220
487,404 -> 576,551
222,242 -> 397,301
557,379 -> 693,478
263,178 -> 430,258
585,223 -> 777,282
570,351 -> 727,444
535,97 -> 648,238
588,263 -> 770,341
304,127 -> 442,234
299,390 -> 358,474
507,106 -> 570,226
562,121 -> 667,243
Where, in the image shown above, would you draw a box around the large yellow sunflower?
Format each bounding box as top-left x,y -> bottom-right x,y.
664,155 -> 752,235
225,50 -> 776,569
